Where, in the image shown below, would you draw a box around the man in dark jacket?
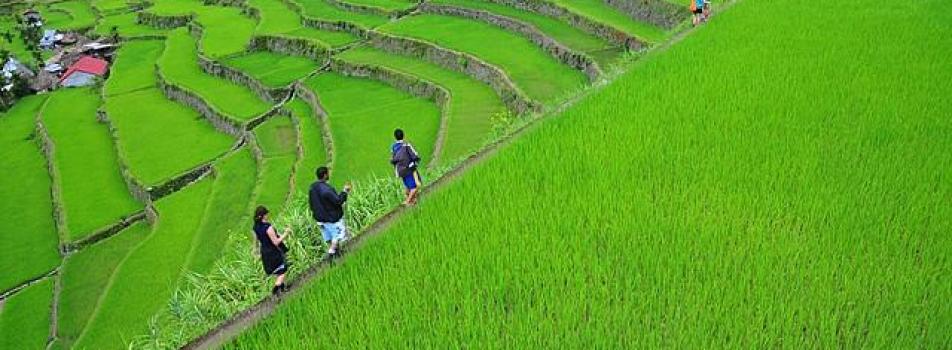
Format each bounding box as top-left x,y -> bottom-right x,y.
309,166 -> 351,256
390,129 -> 422,206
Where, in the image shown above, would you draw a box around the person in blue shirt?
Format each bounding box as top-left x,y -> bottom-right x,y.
692,0 -> 705,26
390,129 -> 422,206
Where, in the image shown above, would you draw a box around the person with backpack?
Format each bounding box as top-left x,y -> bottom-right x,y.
691,0 -> 705,26
390,128 -> 422,206
309,166 -> 351,258
252,206 -> 290,295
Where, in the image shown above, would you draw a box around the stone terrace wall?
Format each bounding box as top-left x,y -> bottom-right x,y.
482,0 -> 646,51
249,35 -> 333,62
155,68 -> 245,137
197,56 -> 291,103
292,82 -> 335,163
325,0 -> 415,18
138,11 -> 193,29
366,31 -> 540,115
281,0 -> 371,38
604,0 -> 688,29
420,3 -> 601,82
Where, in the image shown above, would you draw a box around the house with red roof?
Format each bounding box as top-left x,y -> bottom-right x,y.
59,56 -> 108,87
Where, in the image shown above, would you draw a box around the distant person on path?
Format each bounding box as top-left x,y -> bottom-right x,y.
309,166 -> 351,258
252,206 -> 290,295
692,0 -> 705,26
390,128 -> 422,206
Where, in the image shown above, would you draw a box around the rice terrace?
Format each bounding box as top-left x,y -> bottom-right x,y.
0,0 -> 948,348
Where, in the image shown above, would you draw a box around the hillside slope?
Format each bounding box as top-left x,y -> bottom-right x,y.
228,0 -> 951,347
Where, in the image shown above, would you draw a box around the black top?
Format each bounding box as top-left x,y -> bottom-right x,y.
253,221 -> 280,255
309,180 -> 348,223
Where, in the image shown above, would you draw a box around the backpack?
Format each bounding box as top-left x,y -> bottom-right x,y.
398,144 -> 421,178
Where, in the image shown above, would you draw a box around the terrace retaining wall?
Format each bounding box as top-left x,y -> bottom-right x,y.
63,211 -> 148,253
155,69 -> 245,137
249,35 -> 332,62
603,0 -> 688,30
481,0 -> 646,51
419,3 -> 601,82
293,82 -> 335,164
281,0 -> 371,38
96,109 -> 154,206
34,119 -> 68,251
197,56 -> 290,103
325,0 -> 414,18
366,31 -> 540,115
137,11 -> 193,29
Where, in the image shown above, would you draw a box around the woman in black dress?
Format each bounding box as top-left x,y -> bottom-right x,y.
253,206 -> 290,295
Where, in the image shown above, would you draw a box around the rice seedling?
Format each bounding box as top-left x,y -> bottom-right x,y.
246,0 -> 360,48
159,28 -> 272,121
56,222 -> 152,349
303,72 -> 441,183
336,46 -> 506,164
0,279 -> 53,350
41,88 -> 142,240
0,95 -> 60,292
288,0 -> 389,29
547,0 -> 668,43
379,14 -> 588,103
43,1 -> 97,30
225,0 -> 952,347
94,13 -> 169,38
223,52 -> 320,89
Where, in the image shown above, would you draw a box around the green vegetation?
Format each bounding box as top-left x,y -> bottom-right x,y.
188,149 -> 258,275
56,222 -> 151,350
41,88 -> 142,241
74,179 -> 213,350
337,46 -> 505,164
304,72 -> 440,182
92,0 -> 131,13
95,13 -> 169,38
0,95 -> 60,292
380,14 -> 588,103
159,29 -> 272,121
0,279 -> 53,350
255,116 -> 298,209
106,89 -> 234,186
148,0 -> 257,58
430,0 -> 623,67
286,98 -> 326,195
289,0 -> 389,29
223,52 -> 319,88
105,40 -> 165,97
44,1 -> 97,30
228,0 -> 951,348
247,0 -> 359,47
548,0 -> 667,43
0,18 -> 34,64
105,38 -> 233,185
340,0 -> 417,12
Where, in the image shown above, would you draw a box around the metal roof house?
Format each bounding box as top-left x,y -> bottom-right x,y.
59,56 -> 108,87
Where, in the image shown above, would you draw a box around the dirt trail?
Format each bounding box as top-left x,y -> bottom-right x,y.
182,4 -> 739,348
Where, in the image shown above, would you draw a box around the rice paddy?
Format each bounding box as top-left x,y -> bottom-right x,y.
3,0 -> 946,348
40,88 -> 142,241
379,14 -> 589,103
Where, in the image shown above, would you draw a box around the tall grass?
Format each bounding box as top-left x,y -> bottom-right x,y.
131,174 -> 407,348
224,0 -> 951,347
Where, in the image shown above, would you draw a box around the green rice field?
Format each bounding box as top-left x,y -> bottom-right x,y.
1,0 -> 947,348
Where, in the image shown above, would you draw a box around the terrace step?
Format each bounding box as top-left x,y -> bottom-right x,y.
334,46 -> 507,166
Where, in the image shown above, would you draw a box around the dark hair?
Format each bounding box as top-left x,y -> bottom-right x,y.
316,166 -> 329,180
254,206 -> 269,224
394,128 -> 404,141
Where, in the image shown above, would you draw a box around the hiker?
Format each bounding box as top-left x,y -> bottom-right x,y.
692,0 -> 705,26
309,166 -> 351,257
252,206 -> 290,295
390,128 -> 422,206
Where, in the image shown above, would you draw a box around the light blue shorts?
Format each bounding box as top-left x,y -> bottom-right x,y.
320,220 -> 346,243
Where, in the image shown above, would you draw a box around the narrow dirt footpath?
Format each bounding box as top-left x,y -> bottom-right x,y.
182,3 -> 739,348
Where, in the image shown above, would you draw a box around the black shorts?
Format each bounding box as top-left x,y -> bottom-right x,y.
693,8 -> 703,14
